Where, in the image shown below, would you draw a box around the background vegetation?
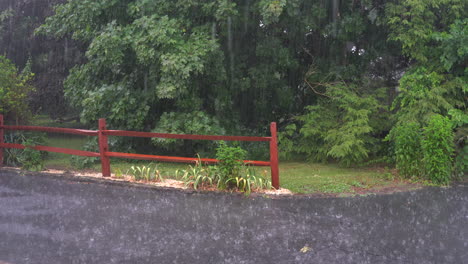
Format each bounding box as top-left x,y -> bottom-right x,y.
0,0 -> 466,184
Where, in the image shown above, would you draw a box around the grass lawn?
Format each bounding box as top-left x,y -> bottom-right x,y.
31,116 -> 414,195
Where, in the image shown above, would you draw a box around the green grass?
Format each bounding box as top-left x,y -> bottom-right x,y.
42,134 -> 90,169
278,162 -> 395,194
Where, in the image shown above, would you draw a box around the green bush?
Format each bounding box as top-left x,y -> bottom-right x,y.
215,141 -> 247,188
20,139 -> 44,171
394,122 -> 423,178
422,115 -> 454,184
3,132 -> 46,170
281,82 -> 383,166
449,109 -> 468,178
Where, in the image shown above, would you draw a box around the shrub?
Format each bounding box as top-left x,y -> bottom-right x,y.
393,122 -> 423,178
215,141 -> 247,189
422,115 -> 454,184
20,139 -> 45,171
281,82 -> 383,166
449,109 -> 468,178
3,132 -> 46,170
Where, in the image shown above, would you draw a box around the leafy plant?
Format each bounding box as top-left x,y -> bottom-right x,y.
3,132 -> 26,166
449,109 -> 468,178
176,154 -> 272,195
176,161 -> 218,190
151,111 -> 225,155
393,122 -> 423,178
283,82 -> 383,166
128,164 -> 163,182
20,139 -> 45,171
114,168 -> 124,179
215,141 -> 247,188
421,115 -> 454,184
0,55 -> 35,124
3,132 -> 46,170
225,166 -> 272,195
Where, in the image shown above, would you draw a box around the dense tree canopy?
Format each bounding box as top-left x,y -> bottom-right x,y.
0,0 -> 466,174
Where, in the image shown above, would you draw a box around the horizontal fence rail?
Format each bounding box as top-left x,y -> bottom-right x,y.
0,115 -> 280,189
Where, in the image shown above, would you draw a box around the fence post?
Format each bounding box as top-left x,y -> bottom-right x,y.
0,115 -> 3,166
98,118 -> 111,177
270,122 -> 279,189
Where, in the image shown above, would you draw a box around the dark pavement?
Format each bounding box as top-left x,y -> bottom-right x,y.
0,169 -> 467,264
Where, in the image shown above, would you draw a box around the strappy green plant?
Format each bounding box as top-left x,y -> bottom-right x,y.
128,164 -> 163,182
176,157 -> 219,190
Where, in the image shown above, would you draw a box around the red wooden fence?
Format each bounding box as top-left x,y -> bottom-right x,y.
0,115 -> 280,189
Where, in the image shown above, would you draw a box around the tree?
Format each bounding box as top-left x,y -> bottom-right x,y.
386,0 -> 467,127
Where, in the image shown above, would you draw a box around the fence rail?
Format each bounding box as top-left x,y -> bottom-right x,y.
0,115 -> 280,189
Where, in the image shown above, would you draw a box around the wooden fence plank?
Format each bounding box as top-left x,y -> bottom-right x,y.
0,125 -> 97,136
0,143 -> 100,157
270,122 -> 280,189
0,115 -> 3,166
98,119 -> 111,177
105,151 -> 271,166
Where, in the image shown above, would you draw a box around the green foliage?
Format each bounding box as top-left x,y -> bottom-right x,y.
225,166 -> 272,195
3,132 -> 46,171
433,19 -> 468,72
151,111 -> 225,154
20,139 -> 45,171
284,82 -> 383,166
37,0 -> 221,130
22,0 -> 466,173
421,115 -> 454,184
392,67 -> 459,125
176,161 -> 218,190
386,0 -> 467,63
39,0 -> 382,135
0,8 -> 13,35
393,122 -> 423,178
3,132 -> 27,167
449,109 -> 468,178
0,56 -> 35,123
176,148 -> 271,195
128,164 -> 163,182
259,0 -> 287,25
215,141 -> 248,188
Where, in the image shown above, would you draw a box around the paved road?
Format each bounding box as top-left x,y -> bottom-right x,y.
0,170 -> 467,263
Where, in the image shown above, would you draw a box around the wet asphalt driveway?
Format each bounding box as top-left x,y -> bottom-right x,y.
0,170 -> 467,264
